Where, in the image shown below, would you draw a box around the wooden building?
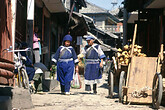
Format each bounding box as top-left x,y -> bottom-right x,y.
125,0 -> 165,57
0,0 -> 15,85
34,0 -> 88,68
0,0 -> 88,85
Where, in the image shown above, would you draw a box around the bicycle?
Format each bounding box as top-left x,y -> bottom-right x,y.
3,46 -> 31,90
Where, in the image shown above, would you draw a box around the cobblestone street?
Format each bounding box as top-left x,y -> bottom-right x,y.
26,73 -> 164,110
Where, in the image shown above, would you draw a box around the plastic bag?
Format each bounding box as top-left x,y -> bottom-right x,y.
71,72 -> 81,89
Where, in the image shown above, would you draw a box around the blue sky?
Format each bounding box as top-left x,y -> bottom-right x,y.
86,0 -> 124,10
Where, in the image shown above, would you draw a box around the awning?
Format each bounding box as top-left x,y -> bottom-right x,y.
69,12 -> 89,36
86,32 -> 117,52
42,0 -> 66,13
125,0 -> 144,12
72,11 -> 94,26
146,0 -> 165,8
127,11 -> 138,23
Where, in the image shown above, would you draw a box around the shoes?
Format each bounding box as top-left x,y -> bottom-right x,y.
36,91 -> 45,95
29,83 -> 35,90
93,90 -> 97,94
29,84 -> 35,94
65,92 -> 70,95
61,92 -> 65,95
87,91 -> 92,94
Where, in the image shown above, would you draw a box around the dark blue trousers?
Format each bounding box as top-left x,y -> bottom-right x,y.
26,67 -> 35,81
60,81 -> 71,92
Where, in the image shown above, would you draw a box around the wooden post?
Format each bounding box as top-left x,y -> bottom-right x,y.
130,24 -> 137,57
124,24 -> 137,102
126,24 -> 137,87
156,44 -> 164,73
27,0 -> 35,62
123,8 -> 128,46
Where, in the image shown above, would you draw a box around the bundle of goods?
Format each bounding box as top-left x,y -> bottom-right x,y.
117,45 -> 147,65
77,54 -> 85,75
77,54 -> 85,68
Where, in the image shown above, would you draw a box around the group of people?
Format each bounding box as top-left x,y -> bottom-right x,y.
15,25 -> 106,95
52,34 -> 106,95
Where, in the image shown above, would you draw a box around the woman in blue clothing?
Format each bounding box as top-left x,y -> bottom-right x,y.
20,42 -> 35,82
82,36 -> 106,94
52,35 -> 79,95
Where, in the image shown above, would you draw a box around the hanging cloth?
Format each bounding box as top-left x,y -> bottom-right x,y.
38,41 -> 42,55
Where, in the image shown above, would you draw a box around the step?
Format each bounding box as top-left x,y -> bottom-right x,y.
12,87 -> 33,109
42,71 -> 59,91
43,78 -> 59,91
44,71 -> 57,79
0,86 -> 33,109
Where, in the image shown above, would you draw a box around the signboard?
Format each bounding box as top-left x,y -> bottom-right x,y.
27,0 -> 34,20
76,36 -> 82,45
42,46 -> 48,54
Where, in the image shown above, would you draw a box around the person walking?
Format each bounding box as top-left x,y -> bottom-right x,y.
82,36 -> 106,94
52,34 -> 79,95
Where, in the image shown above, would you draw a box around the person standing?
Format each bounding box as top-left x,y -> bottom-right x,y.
33,26 -> 41,63
52,34 -> 79,95
82,36 -> 106,94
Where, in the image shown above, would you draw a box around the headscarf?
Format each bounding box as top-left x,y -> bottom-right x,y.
63,35 -> 72,42
86,36 -> 95,40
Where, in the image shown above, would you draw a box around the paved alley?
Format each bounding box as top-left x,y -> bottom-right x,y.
25,73 -> 163,110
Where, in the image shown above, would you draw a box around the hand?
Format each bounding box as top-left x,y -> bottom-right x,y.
75,66 -> 79,73
100,62 -> 103,68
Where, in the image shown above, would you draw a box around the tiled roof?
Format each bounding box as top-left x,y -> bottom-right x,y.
79,2 -> 108,14
65,0 -> 87,10
110,8 -> 120,15
79,2 -> 120,23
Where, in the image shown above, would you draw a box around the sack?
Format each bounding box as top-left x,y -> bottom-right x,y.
71,72 -> 81,89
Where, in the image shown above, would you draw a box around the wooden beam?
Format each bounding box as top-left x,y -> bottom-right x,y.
126,24 -> 137,87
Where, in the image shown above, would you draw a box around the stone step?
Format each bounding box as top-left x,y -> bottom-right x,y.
0,86 -> 33,110
12,87 -> 33,109
33,71 -> 59,92
44,71 -> 50,79
43,78 -> 59,91
44,71 -> 57,79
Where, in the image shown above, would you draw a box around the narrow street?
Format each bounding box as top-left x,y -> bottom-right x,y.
27,73 -> 159,110
2,0 -> 165,110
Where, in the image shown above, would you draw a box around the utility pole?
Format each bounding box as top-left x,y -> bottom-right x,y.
123,0 -> 128,46
111,0 -> 118,7
27,0 -> 35,61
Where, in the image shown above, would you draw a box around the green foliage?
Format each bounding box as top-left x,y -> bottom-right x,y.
49,65 -> 57,79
